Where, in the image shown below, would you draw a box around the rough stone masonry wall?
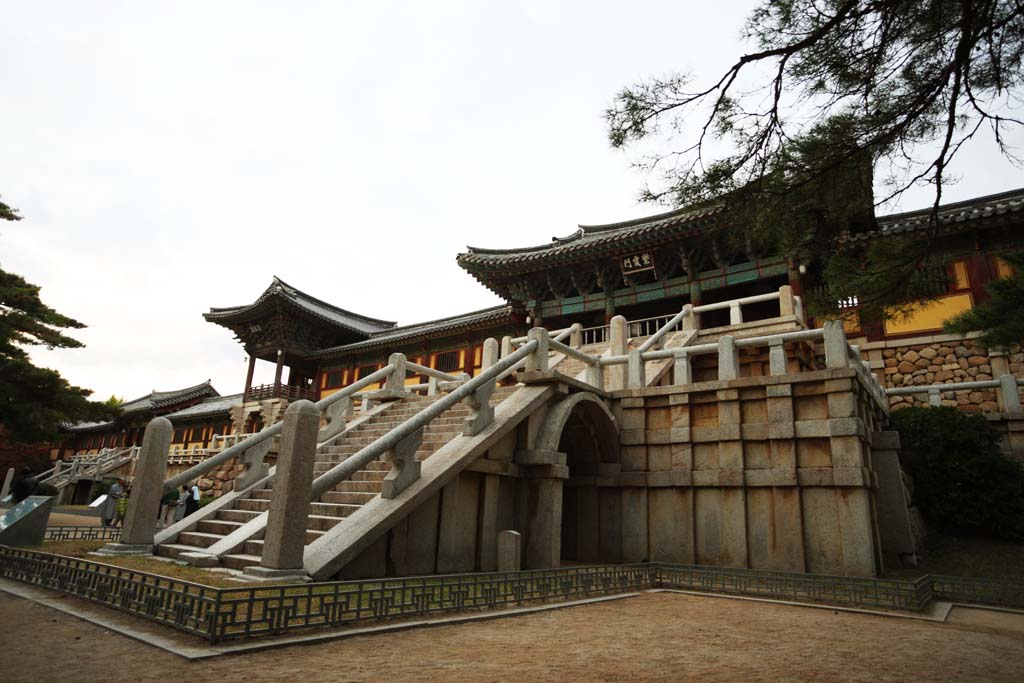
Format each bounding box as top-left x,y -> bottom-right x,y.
863,335 -> 1024,413
613,367 -> 887,578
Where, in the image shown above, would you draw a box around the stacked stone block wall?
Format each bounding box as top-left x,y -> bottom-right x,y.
860,335 -> 1024,413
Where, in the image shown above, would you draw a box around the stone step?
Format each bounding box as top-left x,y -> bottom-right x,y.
177,531 -> 226,549
320,490 -> 376,505
155,543 -> 195,560
307,514 -> 346,532
198,519 -> 244,536
311,501 -> 362,517
332,480 -> 382,494
221,553 -> 261,571
217,508 -> 262,524
244,529 -> 322,555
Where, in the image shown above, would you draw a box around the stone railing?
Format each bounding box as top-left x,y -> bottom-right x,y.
38,446 -> 139,488
886,374 -> 1024,412
575,286 -> 803,347
109,345 -> 531,559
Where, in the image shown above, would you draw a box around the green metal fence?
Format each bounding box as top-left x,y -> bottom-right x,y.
0,545 -> 1021,644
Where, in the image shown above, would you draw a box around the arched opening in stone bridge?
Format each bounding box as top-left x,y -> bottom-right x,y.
532,393 -> 621,565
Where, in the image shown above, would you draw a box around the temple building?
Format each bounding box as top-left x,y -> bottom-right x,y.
57,187 -> 1023,469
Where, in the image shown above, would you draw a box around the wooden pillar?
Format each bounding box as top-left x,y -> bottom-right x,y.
243,354 -> 256,402
273,349 -> 285,398
604,292 -> 616,325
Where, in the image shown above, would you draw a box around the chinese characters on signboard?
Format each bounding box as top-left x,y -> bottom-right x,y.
620,251 -> 655,276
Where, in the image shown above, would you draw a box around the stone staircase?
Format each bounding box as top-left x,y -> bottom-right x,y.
157,386 -> 518,571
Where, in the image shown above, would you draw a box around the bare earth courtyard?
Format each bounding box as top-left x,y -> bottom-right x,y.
2,591 -> 1022,682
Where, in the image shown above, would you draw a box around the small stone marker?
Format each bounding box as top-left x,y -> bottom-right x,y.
497,530 -> 522,572
97,417 -> 173,555
245,400 -> 320,581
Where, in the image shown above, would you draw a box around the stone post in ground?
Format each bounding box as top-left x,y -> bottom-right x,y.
98,417 -> 173,555
497,530 -> 522,571
245,400 -> 320,580
1,467 -> 14,500
822,320 -> 849,369
608,315 -> 628,390
718,335 -> 739,380
481,338 -> 499,371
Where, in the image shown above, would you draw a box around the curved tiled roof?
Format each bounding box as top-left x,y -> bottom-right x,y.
309,305 -> 513,360
457,203 -> 723,271
120,380 -> 220,414
840,187 -> 1024,242
164,393 -> 242,421
457,188 -> 1024,275
205,276 -> 397,336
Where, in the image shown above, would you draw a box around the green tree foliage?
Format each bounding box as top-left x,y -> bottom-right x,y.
606,0 -> 1024,321
891,406 -> 1024,541
0,196 -> 118,443
944,253 -> 1024,349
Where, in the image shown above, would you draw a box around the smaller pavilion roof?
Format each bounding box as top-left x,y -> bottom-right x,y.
164,393 -> 243,421
204,277 -> 397,337
120,380 -> 220,414
309,305 -> 513,359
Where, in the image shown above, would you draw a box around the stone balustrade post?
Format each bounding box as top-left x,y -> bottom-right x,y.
481,338 -> 499,370
768,339 -> 788,375
463,380 -> 496,436
427,376 -> 439,396
681,304 -> 697,331
673,351 -> 692,385
998,374 -> 1022,413
99,417 -> 173,554
778,285 -> 795,317
608,315 -> 628,390
500,335 -> 513,359
627,349 -> 644,388
823,320 -> 849,369
729,302 -> 743,326
569,323 -> 582,348
244,400 -> 320,580
526,327 -> 550,373
928,387 -> 942,407
585,361 -> 603,389
718,335 -> 740,381
383,352 -> 408,395
317,395 -> 352,444
381,428 -> 424,499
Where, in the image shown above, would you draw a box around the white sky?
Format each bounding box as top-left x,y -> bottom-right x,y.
3,1 -> 1022,401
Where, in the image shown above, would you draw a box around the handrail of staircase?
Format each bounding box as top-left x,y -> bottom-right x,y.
509,326 -> 574,347
637,304 -> 692,353
310,339 -> 539,500
164,364 -> 397,490
548,337 -> 598,367
403,362 -> 463,383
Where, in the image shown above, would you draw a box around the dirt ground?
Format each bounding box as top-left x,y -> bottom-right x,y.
1,591 -> 1022,683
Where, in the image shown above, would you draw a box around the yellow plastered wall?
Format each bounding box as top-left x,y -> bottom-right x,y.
883,293 -> 973,336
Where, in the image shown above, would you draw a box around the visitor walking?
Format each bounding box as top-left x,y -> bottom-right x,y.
101,479 -> 125,527
160,488 -> 178,526
115,485 -> 130,526
174,485 -> 189,522
184,482 -> 200,517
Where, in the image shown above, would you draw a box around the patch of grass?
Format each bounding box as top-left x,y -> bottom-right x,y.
29,540 -> 271,588
886,534 -> 1024,581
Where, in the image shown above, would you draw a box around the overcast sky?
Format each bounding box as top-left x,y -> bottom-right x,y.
3,1 -> 1022,401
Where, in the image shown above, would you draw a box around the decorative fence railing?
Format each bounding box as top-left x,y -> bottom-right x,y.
38,447 -> 140,489
885,375 -> 1024,412
43,526 -> 123,542
3,545 -> 1022,644
654,564 -> 933,612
